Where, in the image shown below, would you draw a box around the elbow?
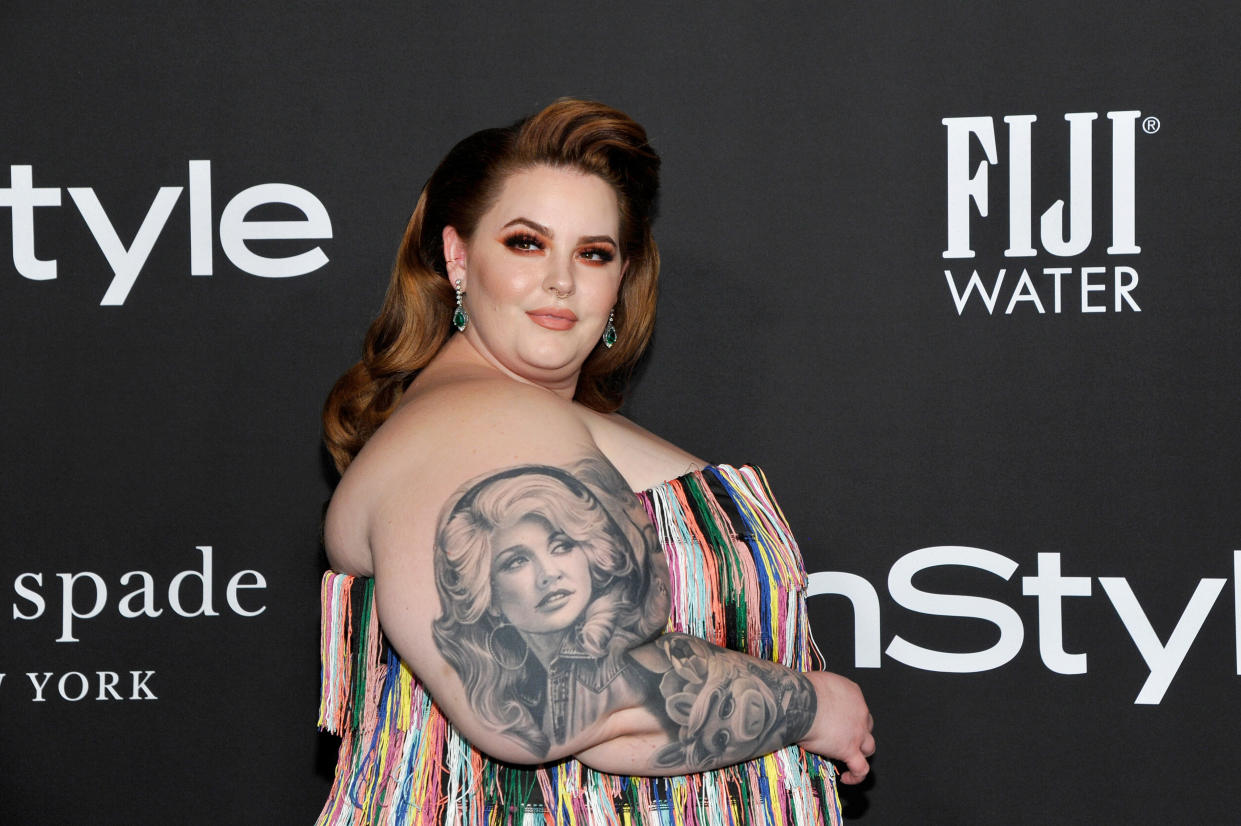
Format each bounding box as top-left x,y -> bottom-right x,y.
446,715 -> 580,767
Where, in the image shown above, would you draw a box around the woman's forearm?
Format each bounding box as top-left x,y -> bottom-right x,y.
568,633 -> 820,776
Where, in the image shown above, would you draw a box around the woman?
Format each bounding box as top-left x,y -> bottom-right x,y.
318,99 -> 873,823
432,462 -> 670,754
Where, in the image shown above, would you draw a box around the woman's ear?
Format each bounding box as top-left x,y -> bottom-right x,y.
442,225 -> 468,286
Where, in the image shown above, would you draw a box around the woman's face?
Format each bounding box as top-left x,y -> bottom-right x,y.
490,515 -> 593,635
446,165 -> 624,395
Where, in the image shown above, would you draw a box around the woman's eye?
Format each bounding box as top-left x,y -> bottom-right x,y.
718,695 -> 735,718
579,247 -> 614,263
712,730 -> 731,752
500,554 -> 528,571
504,233 -> 543,252
549,534 -> 578,555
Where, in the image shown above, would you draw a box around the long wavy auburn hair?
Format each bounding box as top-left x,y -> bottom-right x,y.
323,99 -> 662,473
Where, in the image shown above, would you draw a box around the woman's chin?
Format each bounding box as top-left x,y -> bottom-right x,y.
510,344 -> 593,377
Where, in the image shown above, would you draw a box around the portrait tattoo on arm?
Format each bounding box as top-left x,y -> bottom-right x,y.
430,459 -> 816,769
431,459 -> 670,756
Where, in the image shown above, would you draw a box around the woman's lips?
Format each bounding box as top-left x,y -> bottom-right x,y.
527,307 -> 578,331
537,589 -> 574,610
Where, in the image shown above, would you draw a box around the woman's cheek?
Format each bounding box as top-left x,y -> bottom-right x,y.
492,572 -> 526,616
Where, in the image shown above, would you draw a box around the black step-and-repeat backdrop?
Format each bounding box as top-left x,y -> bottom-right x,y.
4,3 -> 1238,823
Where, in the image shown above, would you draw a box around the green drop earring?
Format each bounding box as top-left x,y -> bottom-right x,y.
602,310 -> 617,348
452,279 -> 468,332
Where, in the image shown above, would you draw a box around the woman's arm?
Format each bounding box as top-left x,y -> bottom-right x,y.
572,634 -> 874,781
349,380 -> 873,780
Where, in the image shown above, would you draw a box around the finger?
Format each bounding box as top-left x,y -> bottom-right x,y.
862,733 -> 877,756
867,713 -> 874,731
838,753 -> 869,785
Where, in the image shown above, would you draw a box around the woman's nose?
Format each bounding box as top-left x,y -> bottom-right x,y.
543,255 -> 574,298
535,560 -> 563,588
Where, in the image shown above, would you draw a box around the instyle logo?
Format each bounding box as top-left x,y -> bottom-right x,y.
940,111 -> 1154,315
808,547 -> 1240,704
0,160 -> 332,305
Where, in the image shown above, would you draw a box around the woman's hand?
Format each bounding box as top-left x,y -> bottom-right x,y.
797,671 -> 875,784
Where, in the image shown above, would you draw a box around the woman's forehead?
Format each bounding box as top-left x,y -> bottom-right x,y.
482,165 -> 620,235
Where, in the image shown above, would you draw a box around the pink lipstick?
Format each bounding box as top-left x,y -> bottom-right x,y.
527,307 -> 578,331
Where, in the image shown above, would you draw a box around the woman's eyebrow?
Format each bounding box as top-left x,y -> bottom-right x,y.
494,544 -> 528,561
502,217 -> 551,236
502,218 -> 617,248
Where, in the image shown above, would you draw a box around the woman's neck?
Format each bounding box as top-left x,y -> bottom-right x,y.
426,333 -> 579,400
519,628 -> 571,669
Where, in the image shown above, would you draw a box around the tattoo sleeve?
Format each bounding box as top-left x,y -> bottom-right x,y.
429,459 -> 816,770
631,634 -> 817,771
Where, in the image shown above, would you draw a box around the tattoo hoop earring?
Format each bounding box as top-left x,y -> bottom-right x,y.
487,622 -> 529,671
452,279 -> 468,332
602,310 -> 617,349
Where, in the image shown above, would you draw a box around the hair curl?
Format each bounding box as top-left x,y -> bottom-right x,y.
323,99 -> 661,473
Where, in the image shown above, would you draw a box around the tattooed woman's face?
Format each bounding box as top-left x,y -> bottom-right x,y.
490,515 -> 592,634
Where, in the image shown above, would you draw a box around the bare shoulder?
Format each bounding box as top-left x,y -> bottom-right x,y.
324,376 -> 597,575
322,375 -> 677,763
579,407 -> 707,492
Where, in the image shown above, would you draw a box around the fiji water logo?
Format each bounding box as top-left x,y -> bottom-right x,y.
940,111 -> 1159,315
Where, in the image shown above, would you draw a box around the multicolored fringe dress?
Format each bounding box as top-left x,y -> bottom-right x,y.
317,464 -> 842,825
